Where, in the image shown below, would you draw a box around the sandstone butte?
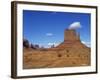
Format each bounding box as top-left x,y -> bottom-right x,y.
23,29 -> 90,69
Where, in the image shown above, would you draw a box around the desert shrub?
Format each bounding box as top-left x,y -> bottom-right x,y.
58,54 -> 62,57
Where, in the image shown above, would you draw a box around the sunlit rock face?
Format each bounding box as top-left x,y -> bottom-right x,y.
23,28 -> 90,69
64,29 -> 80,41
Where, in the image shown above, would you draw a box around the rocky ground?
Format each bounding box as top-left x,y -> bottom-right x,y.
23,47 -> 90,69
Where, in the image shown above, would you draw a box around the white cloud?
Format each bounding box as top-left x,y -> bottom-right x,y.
82,41 -> 91,47
46,33 -> 53,36
68,22 -> 81,30
47,42 -> 60,48
48,43 -> 54,46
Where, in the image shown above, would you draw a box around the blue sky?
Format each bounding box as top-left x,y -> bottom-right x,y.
23,10 -> 91,48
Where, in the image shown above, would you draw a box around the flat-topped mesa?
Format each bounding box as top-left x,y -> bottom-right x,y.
64,29 -> 80,42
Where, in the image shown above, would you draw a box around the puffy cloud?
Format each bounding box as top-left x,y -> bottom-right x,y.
68,22 -> 81,30
46,33 -> 53,36
82,41 -> 91,47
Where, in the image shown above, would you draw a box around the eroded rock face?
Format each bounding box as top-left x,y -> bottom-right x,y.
23,29 -> 90,69
64,29 -> 80,41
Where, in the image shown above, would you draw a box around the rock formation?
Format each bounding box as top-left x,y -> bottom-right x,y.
23,28 -> 90,69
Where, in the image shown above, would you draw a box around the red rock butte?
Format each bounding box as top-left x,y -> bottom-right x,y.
49,29 -> 89,50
